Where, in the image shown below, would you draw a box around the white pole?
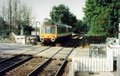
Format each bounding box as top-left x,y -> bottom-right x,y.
20,25 -> 23,44
117,55 -> 120,76
20,25 -> 24,36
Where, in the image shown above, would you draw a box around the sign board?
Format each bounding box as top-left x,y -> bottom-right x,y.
89,44 -> 107,58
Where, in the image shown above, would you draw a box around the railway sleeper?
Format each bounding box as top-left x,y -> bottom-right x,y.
60,58 -> 65,61
0,56 -> 32,75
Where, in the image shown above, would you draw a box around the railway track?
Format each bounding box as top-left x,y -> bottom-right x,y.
0,35 -> 81,76
0,54 -> 14,62
0,54 -> 32,75
27,36 -> 80,76
0,46 -> 38,63
55,37 -> 80,76
2,46 -> 64,76
0,46 -> 50,63
0,46 -> 51,76
5,57 -> 47,76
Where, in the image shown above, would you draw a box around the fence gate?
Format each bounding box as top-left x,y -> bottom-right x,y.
117,55 -> 120,76
71,45 -> 113,76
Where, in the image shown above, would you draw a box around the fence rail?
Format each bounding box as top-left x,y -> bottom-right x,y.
109,45 -> 120,57
71,46 -> 113,76
72,57 -> 113,72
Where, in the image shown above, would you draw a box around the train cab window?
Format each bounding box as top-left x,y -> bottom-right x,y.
41,26 -> 55,34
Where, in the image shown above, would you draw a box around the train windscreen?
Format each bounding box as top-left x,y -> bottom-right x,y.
41,26 -> 55,34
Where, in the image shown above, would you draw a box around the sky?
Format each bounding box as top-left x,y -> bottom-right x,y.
21,0 -> 86,22
0,0 -> 86,23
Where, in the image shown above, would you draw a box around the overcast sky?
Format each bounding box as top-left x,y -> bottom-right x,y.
0,0 -> 86,22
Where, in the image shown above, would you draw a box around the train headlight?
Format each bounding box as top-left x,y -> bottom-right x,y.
40,38 -> 44,42
51,38 -> 55,42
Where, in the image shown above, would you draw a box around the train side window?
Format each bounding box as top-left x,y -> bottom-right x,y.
57,27 -> 66,34
68,28 -> 72,32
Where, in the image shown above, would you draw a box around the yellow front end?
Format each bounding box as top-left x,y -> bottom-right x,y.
40,34 -> 57,42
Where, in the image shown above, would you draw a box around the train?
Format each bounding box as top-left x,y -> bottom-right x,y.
39,23 -> 73,42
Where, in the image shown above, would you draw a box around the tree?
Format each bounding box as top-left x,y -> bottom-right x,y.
0,17 -> 9,37
74,20 -> 88,33
43,18 -> 54,25
0,0 -> 33,35
17,4 -> 33,35
50,4 -> 77,28
83,0 -> 120,37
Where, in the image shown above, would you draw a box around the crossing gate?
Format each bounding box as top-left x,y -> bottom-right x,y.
71,46 -> 113,76
117,55 -> 120,76
72,57 -> 113,72
109,45 -> 120,57
11,32 -> 26,44
15,36 -> 26,44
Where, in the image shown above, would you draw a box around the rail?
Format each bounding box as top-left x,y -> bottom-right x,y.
27,47 -> 65,76
27,35 -> 81,76
0,46 -> 37,63
55,36 -> 81,76
0,46 -> 50,63
0,46 -> 51,75
0,55 -> 32,75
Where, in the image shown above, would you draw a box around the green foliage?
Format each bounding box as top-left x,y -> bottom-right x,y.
17,23 -> 34,35
24,26 -> 34,35
50,4 -> 77,28
43,18 -> 54,25
74,20 -> 88,33
84,0 -> 120,37
0,17 -> 10,37
0,0 -> 32,36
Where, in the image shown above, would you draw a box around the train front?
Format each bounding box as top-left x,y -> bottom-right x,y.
40,25 -> 57,42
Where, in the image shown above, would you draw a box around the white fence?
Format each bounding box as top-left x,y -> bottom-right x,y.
109,45 -> 120,57
117,55 -> 120,76
70,45 -> 120,76
12,32 -> 26,44
69,62 -> 75,76
71,46 -> 113,76
15,36 -> 26,44
73,57 -> 113,72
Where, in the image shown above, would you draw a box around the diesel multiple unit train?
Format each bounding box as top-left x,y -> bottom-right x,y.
39,23 -> 72,42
